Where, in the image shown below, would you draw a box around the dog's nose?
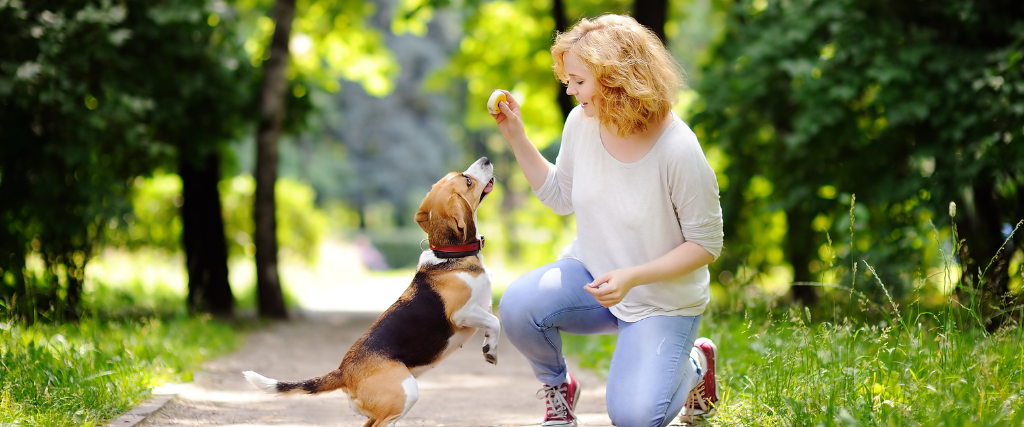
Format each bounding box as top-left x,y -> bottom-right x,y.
480,157 -> 490,165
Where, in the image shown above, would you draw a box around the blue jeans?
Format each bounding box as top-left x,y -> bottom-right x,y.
499,259 -> 703,427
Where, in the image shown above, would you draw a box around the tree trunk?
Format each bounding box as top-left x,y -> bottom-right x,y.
633,0 -> 669,45
962,180 -> 1005,280
356,193 -> 367,230
62,247 -> 86,322
179,152 -> 235,318
253,0 -> 295,319
552,0 -> 574,120
786,207 -> 819,306
1016,183 -> 1024,261
956,179 -> 1010,330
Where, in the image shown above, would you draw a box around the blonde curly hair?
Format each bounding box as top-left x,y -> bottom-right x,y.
551,14 -> 684,137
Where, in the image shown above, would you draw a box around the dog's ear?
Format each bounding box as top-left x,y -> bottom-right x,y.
444,194 -> 471,243
414,209 -> 430,231
414,191 -> 435,233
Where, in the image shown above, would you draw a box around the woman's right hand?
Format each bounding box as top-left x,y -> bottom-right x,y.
490,89 -> 525,144
489,89 -> 548,191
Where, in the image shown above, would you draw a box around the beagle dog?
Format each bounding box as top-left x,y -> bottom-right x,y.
243,157 -> 499,427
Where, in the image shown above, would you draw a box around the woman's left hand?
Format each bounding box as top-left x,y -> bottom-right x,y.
585,268 -> 639,308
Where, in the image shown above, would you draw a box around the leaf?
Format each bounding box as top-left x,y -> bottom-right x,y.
107,29 -> 131,46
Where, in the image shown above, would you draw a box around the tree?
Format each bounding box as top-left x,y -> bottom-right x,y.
232,0 -> 399,316
694,0 -> 1024,313
253,0 -> 296,319
179,154 -> 235,317
633,0 -> 668,44
137,3 -> 255,318
552,0 -> 574,120
0,1 -> 148,320
100,1 -> 253,318
0,0 -> 252,320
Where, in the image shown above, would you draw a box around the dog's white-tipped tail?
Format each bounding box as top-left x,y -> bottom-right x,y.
243,370 -> 279,393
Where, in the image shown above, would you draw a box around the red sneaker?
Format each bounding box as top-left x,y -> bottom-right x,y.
678,337 -> 719,424
538,372 -> 580,426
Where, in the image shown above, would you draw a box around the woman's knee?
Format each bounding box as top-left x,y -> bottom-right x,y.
497,280 -> 531,323
499,260 -> 588,320
607,401 -> 670,427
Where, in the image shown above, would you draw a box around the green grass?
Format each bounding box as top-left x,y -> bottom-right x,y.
0,313 -> 242,426
564,294 -> 1024,426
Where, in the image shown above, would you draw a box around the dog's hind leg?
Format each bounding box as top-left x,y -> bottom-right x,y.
373,414 -> 403,427
350,363 -> 418,427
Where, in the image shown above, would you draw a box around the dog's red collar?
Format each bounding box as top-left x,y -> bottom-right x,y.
430,236 -> 485,259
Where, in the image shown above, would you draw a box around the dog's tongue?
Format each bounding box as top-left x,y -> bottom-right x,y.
484,180 -> 494,194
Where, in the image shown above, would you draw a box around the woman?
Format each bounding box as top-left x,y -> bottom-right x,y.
489,14 -> 724,427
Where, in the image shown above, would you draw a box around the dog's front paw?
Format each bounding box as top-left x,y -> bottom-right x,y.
483,348 -> 498,365
482,343 -> 498,365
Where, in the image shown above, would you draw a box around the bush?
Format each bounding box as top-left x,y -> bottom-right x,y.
105,174 -> 184,252
367,228 -> 426,269
106,173 -> 329,263
220,175 -> 329,263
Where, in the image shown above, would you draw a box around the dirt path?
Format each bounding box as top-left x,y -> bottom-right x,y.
139,310 -> 614,427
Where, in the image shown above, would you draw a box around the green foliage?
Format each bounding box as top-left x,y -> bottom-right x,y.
105,173 -> 329,263
103,175 -> 185,252
433,0 -> 565,146
366,228 -> 426,269
478,190 -> 577,270
221,175 -> 330,263
233,0 -> 398,96
0,314 -> 240,426
693,0 -> 1024,297
0,0 -> 254,319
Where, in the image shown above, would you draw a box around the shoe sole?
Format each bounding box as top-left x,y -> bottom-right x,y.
671,415 -> 713,426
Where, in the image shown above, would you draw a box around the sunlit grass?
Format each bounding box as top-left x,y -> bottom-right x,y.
0,314 -> 240,426
0,248 -> 251,426
714,303 -> 1023,426
565,298 -> 1024,426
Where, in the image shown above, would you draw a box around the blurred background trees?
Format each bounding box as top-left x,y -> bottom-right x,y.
1,0 -> 254,320
2,0 -> 1021,325
694,0 -> 1024,325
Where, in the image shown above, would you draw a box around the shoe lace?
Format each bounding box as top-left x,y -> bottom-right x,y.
537,382 -> 574,421
678,382 -> 709,424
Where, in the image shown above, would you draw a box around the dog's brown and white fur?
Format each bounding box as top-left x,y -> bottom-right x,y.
243,157 -> 499,427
